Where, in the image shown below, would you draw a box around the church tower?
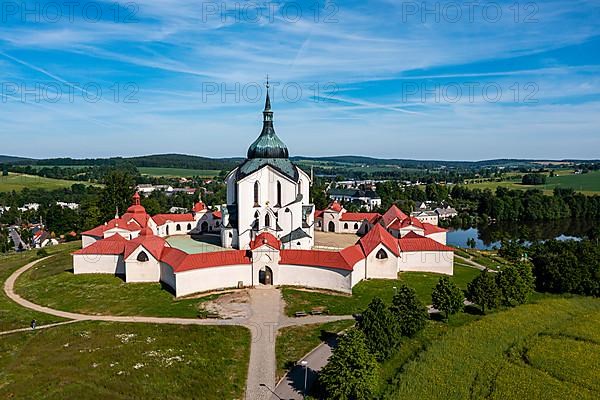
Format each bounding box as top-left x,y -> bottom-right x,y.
221,82 -> 315,250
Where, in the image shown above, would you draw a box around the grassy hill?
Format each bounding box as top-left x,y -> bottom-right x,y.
0,173 -> 99,192
380,296 -> 600,399
465,170 -> 600,194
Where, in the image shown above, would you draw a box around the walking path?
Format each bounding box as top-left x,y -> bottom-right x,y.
3,257 -> 352,400
455,254 -> 492,271
0,320 -> 81,337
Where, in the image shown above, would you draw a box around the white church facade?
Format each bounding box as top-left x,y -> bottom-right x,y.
73,87 -> 454,297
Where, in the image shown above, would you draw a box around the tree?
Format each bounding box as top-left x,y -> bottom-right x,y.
100,169 -> 135,220
431,276 -> 464,320
467,269 -> 500,314
356,297 -> 400,361
319,328 -> 379,400
496,264 -> 533,306
390,284 -> 429,337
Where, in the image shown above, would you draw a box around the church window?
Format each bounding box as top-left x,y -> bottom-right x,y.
298,180 -> 302,196
254,181 -> 260,206
176,224 -> 181,231
137,251 -> 149,262
343,223 -> 348,229
376,249 -> 388,259
276,181 -> 282,207
187,223 -> 192,230
265,213 -> 271,228
354,223 -> 359,229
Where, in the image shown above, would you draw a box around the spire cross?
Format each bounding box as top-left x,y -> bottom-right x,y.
265,74 -> 269,89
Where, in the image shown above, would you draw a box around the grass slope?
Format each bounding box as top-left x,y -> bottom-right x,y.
0,321 -> 250,399
0,173 -> 97,192
380,296 -> 600,400
282,265 -> 480,316
15,252 -> 223,318
0,243 -> 80,331
138,167 -> 221,178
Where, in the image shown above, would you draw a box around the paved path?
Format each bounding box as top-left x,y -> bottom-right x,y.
455,254 -> 494,271
4,257 -> 353,400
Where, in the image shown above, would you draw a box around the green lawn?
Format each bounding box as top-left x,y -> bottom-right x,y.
275,320 -> 355,379
282,265 -> 480,316
0,173 -> 99,192
0,243 -> 80,331
138,167 -> 221,178
0,321 -> 250,399
379,296 -> 600,399
15,252 -> 224,318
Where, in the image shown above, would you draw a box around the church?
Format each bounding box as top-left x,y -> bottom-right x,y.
73,86 -> 454,297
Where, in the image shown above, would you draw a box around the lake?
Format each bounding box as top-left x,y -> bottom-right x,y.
447,219 -> 593,250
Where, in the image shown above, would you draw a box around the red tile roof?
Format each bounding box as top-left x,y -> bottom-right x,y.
280,249 -> 359,271
82,218 -> 142,237
340,212 -> 380,222
399,231 -> 454,252
212,211 -> 222,219
152,213 -> 196,226
193,202 -> 207,213
250,232 -> 281,250
400,216 -> 425,229
326,201 -> 343,213
382,205 -> 408,227
73,234 -> 129,255
163,249 -> 252,273
124,235 -> 169,260
358,224 -> 400,256
314,210 -> 324,219
423,223 -> 448,235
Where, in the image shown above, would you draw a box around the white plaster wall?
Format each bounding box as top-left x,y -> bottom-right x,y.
160,262 -> 177,292
73,254 -> 124,275
364,244 -> 399,279
399,227 -> 425,237
399,251 -> 454,275
174,265 -> 252,297
323,211 -> 340,233
426,232 -> 447,245
350,259 -> 366,287
82,235 -> 98,248
278,264 -> 352,294
124,248 -> 161,282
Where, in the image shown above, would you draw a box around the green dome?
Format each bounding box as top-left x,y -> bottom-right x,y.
247,90 -> 289,159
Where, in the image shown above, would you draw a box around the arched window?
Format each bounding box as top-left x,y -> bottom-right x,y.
187,223 -> 192,230
376,249 -> 388,259
176,224 -> 181,231
276,181 -> 282,206
298,180 -> 302,196
343,223 -> 348,229
137,251 -> 149,262
354,223 -> 359,229
228,232 -> 233,238
265,213 -> 271,228
254,181 -> 260,206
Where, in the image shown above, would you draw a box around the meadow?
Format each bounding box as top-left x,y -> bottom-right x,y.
0,321 -> 250,399
281,265 -> 480,316
379,296 -> 600,399
465,170 -> 600,195
0,243 -> 80,331
15,251 -> 223,318
138,167 -> 221,178
0,173 -> 97,192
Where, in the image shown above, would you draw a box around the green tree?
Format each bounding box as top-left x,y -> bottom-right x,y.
496,264 -> 532,306
431,276 -> 464,320
390,284 -> 428,337
356,297 -> 400,361
467,270 -> 500,314
100,169 -> 135,220
319,328 -> 379,400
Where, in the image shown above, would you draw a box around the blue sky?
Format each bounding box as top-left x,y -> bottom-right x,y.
0,0 -> 598,160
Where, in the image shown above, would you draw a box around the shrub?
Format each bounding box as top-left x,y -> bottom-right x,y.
36,248 -> 49,258
357,297 -> 400,361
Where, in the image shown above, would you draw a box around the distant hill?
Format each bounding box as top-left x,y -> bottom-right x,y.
5,153 -> 599,171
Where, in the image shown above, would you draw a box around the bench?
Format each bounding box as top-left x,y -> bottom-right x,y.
311,307 -> 329,315
294,311 -> 308,317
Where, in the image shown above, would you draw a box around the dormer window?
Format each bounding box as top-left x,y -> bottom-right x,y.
137,251 -> 149,262
376,249 -> 388,259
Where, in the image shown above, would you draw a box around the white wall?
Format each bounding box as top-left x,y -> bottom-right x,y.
278,264 -> 352,294
426,232 -> 447,245
174,265 -> 252,297
350,259 -> 366,287
124,247 -> 161,282
160,262 -> 177,292
364,244 -> 399,279
398,251 -> 454,275
82,235 -> 98,248
73,254 -> 124,275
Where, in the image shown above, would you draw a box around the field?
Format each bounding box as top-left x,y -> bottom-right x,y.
282,265 -> 480,316
275,320 -> 355,379
0,173 -> 98,192
0,321 -> 250,399
138,167 -> 221,178
15,251 -> 223,318
464,170 -> 600,195
380,296 -> 600,399
0,243 -> 80,331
